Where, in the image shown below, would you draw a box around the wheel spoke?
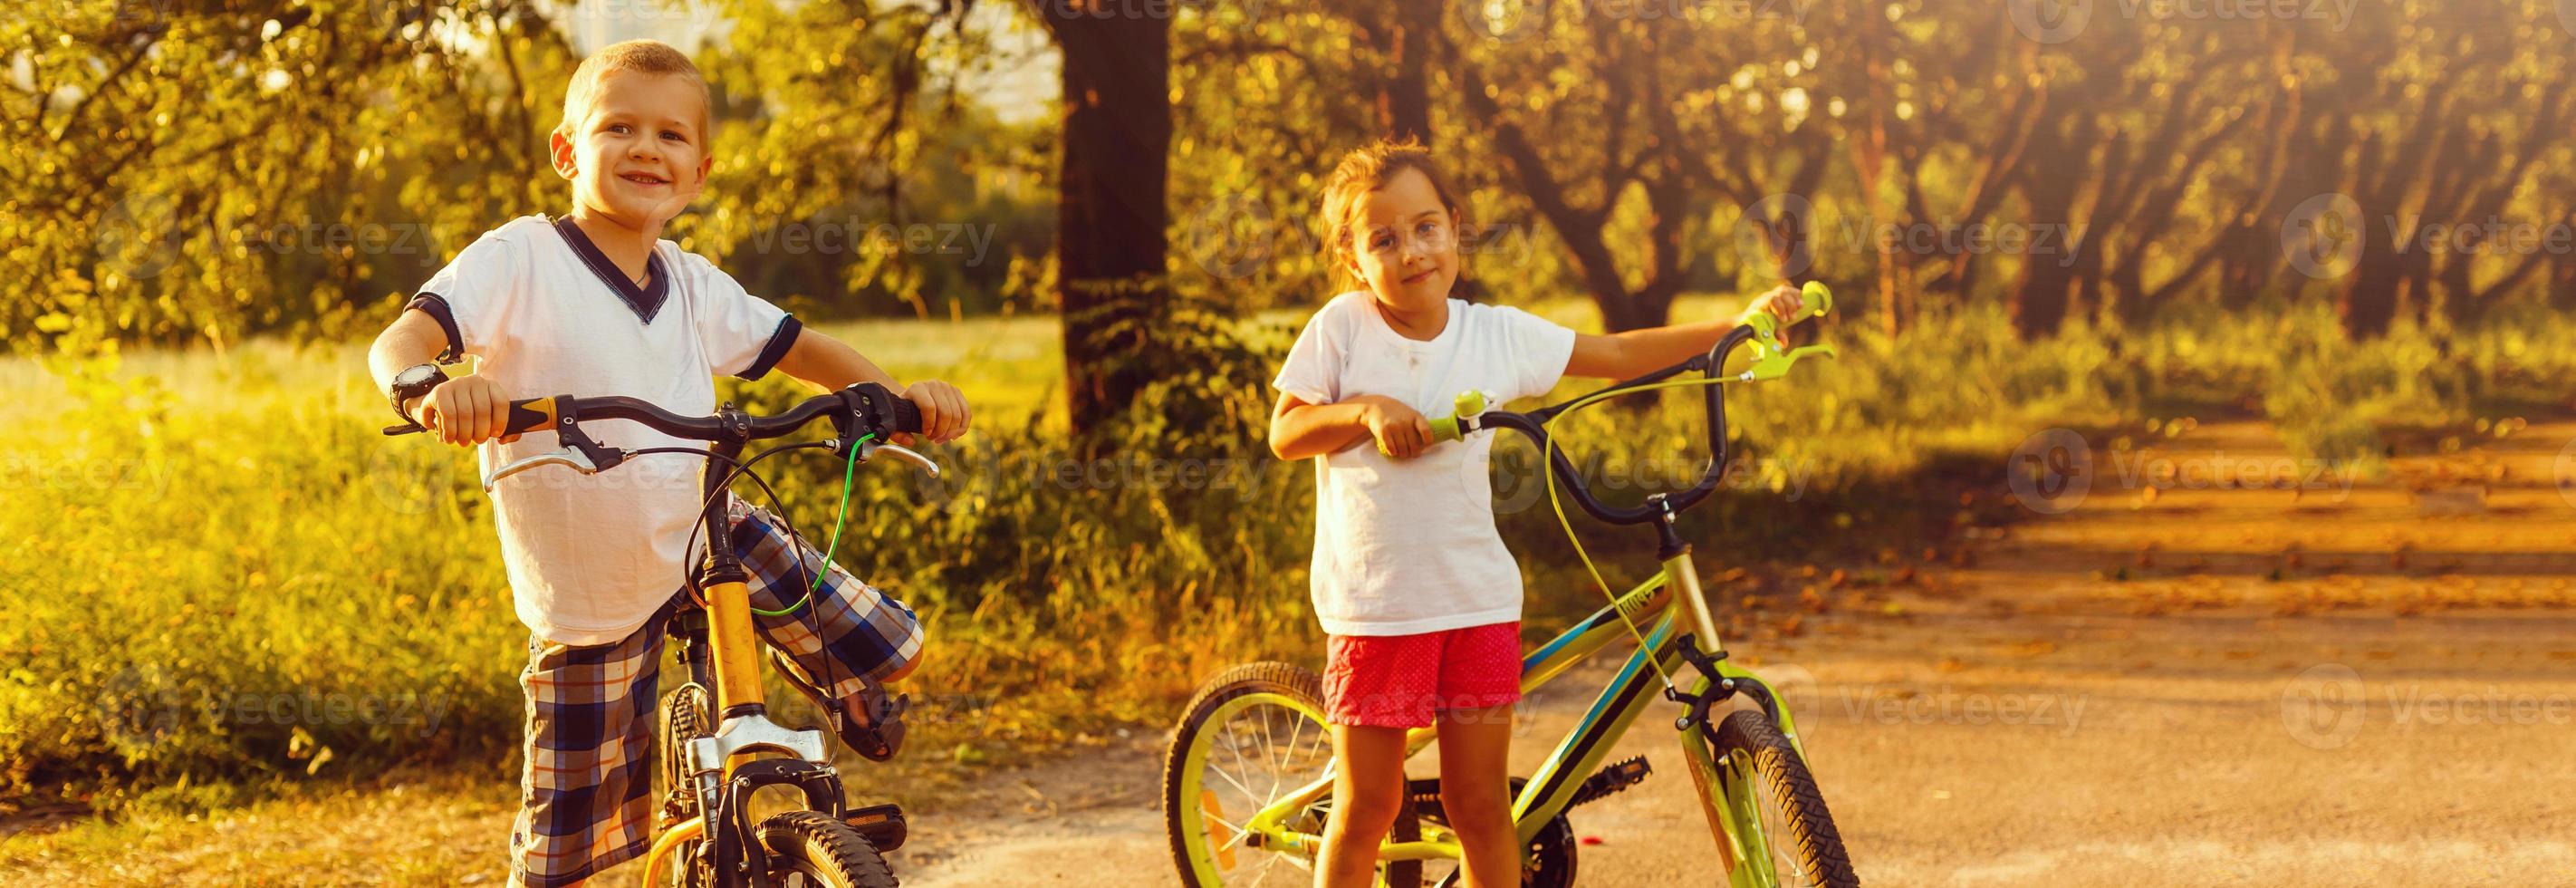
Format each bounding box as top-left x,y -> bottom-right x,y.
1203,806 -> 1262,859
1216,719 -> 1267,805
1257,705 -> 1283,801
1206,746 -> 1264,803
1274,712 -> 1302,800
1177,683 -> 1344,884
1749,760 -> 1815,885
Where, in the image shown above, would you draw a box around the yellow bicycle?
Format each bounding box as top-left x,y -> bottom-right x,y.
390,381 -> 935,887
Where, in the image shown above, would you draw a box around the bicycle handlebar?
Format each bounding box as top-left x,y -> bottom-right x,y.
384,382 -> 932,489
384,381 -> 924,443
1450,282 -> 1835,526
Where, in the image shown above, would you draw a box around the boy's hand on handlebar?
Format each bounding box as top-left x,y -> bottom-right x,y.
896,380 -> 970,446
1736,284 -> 1805,328
1359,395 -> 1433,460
418,372 -> 522,448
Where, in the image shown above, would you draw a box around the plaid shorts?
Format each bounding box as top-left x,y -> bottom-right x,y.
509,498 -> 922,888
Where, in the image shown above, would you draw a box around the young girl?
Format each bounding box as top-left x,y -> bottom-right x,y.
1268,140 -> 1803,887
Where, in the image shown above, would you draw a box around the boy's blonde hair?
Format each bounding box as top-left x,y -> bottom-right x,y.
1316,139 -> 1467,284
556,39 -> 711,140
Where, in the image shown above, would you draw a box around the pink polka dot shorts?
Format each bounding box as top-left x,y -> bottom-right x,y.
1322,621 -> 1523,729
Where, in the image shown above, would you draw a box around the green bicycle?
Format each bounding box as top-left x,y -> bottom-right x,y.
1162,284 -> 1858,887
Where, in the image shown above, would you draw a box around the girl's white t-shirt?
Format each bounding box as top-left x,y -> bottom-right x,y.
1271,292 -> 1578,637
412,216 -> 798,645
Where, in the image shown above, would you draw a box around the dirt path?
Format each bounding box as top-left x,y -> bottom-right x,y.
7,420 -> 2571,885
889,420 -> 2576,887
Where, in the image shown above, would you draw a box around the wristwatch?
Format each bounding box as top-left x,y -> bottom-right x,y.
388,362 -> 450,424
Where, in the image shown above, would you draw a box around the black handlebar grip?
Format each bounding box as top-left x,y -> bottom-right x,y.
880,392 -> 924,434
505,398 -> 562,434
383,397 -> 557,437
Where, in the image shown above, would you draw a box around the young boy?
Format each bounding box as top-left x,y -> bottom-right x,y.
363,40 -> 968,887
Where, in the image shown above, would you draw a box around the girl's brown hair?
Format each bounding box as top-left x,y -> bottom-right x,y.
1317,139 -> 1469,289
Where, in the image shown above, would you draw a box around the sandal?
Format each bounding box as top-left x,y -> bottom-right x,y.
767,648 -> 908,762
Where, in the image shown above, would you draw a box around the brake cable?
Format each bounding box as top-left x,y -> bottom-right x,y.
663,431 -> 880,736
750,432 -> 874,617
1535,373 -> 1753,693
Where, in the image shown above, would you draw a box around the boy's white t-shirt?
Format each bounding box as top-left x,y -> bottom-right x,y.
410,215 -> 801,645
1271,292 -> 1578,637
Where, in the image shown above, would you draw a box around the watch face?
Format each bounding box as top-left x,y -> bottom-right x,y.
395,364 -> 443,391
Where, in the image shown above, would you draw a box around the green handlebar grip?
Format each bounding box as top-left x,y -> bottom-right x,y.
1746,282 -> 1831,354
1381,391 -> 1489,455
1427,415 -> 1464,444
1426,391 -> 1486,444
1800,280 -> 1832,321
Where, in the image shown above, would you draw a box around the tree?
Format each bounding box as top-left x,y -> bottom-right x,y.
1033,2 -> 1173,435
1445,6 -> 1821,333
1333,0 -> 1434,143
4,0 -> 569,352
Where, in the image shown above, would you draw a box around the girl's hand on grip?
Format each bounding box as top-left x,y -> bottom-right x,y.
1363,397 -> 1433,459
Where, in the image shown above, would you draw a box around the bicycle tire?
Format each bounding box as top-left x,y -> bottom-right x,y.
661,683 -> 714,820
755,810 -> 900,888
1161,661 -> 1421,887
1698,709 -> 1859,887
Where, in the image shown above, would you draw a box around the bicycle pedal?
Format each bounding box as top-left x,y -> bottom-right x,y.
842,803 -> 908,852
1569,756 -> 1653,807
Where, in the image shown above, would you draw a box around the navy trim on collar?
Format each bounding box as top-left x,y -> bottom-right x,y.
550,216 -> 670,323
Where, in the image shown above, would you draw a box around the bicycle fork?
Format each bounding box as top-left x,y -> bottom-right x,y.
1648,508 -> 1821,887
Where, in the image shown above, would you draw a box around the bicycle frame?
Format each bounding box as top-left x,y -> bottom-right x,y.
639,434 -> 846,888
1235,548 -> 1805,866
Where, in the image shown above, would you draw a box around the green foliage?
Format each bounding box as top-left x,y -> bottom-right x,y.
689,0 -> 1053,318
2256,302 -> 2576,466
5,0 -> 1049,359
0,343 -> 520,808
6,0 -> 579,352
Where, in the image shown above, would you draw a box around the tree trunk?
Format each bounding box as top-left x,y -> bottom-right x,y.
1374,1 -> 1435,144
2337,249 -> 2402,338
1044,6 -> 1172,435
2552,248 -> 2576,313
2012,127 -> 2081,339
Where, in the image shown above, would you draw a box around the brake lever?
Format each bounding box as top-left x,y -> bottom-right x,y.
854,439 -> 941,479
482,449 -> 601,491
1741,343 -> 1840,381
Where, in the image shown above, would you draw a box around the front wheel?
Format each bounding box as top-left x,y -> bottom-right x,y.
1687,709 -> 1859,887
755,811 -> 900,887
1162,661 -> 1420,887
